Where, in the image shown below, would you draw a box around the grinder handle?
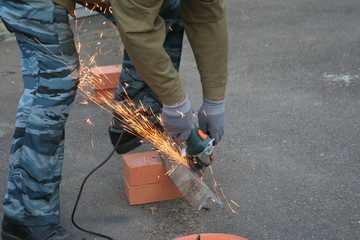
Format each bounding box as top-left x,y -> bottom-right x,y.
186,127 -> 212,155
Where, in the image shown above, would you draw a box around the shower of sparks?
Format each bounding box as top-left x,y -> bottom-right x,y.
76,50 -> 188,167
209,166 -> 238,214
83,3 -> 112,16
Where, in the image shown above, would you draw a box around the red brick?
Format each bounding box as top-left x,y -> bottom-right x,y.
90,64 -> 122,90
122,151 -> 170,187
90,65 -> 121,104
124,177 -> 182,205
122,151 -> 183,205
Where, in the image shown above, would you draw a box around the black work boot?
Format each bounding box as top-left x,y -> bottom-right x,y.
110,90 -> 163,154
108,117 -> 164,154
1,215 -> 86,240
108,125 -> 142,154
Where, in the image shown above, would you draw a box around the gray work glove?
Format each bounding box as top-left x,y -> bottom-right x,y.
161,94 -> 193,142
198,98 -> 225,145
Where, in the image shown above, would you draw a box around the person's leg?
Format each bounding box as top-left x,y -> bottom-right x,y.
1,1 -> 81,237
109,0 -> 184,153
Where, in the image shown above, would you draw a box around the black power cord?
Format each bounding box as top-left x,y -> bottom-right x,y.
71,132 -> 124,240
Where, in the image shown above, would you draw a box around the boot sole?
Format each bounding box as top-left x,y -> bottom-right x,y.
115,137 -> 142,154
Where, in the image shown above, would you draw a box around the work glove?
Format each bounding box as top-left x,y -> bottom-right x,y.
161,94 -> 193,142
198,98 -> 225,145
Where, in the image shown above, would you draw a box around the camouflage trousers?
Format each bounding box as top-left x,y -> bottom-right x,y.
1,0 -> 183,226
0,0 -> 79,226
110,0 -> 184,124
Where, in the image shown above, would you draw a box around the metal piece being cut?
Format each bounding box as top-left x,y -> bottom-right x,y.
161,155 -> 223,211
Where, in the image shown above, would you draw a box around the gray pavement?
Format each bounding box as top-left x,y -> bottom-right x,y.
1,0 -> 360,239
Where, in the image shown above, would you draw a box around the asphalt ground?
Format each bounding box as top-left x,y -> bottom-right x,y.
1,0 -> 360,239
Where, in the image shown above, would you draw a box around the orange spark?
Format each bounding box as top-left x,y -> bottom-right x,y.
202,109 -> 207,117
209,166 -> 217,187
176,111 -> 185,118
86,119 -> 95,126
76,19 -> 85,32
220,187 -> 237,214
34,38 -> 71,70
149,207 -> 156,215
77,42 -> 82,54
209,166 -> 238,214
231,200 -> 240,208
102,49 -> 113,55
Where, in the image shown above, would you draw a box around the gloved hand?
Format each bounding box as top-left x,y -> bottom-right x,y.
161,94 -> 193,142
198,98 -> 225,145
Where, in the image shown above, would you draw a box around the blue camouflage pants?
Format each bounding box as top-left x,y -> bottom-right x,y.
0,0 -> 79,226
111,0 -> 184,124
